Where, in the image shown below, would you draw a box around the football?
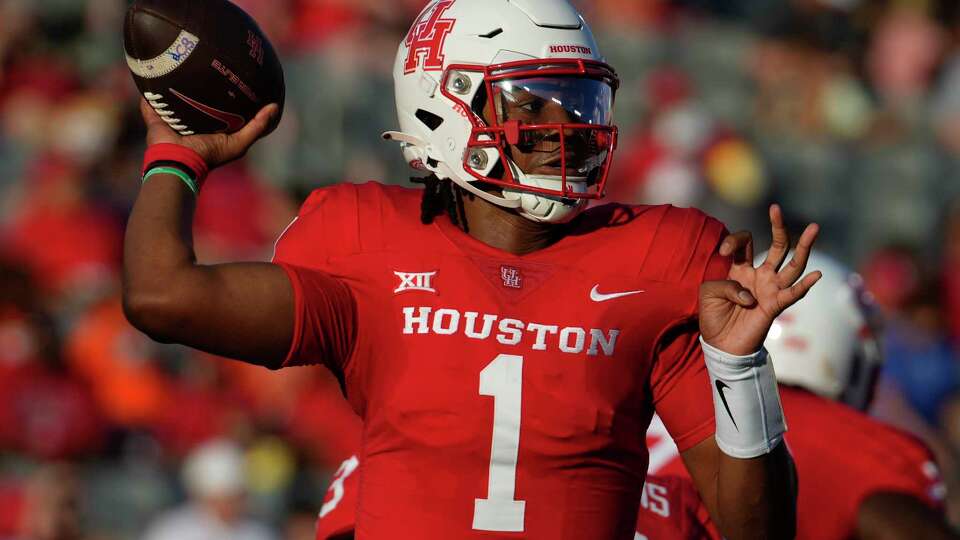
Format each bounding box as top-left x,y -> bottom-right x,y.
123,0 -> 285,136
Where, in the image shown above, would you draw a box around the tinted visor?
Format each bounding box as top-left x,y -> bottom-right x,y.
491,77 -> 614,177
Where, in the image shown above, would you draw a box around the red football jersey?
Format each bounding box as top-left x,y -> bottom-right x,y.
641,386 -> 945,540
273,182 -> 729,539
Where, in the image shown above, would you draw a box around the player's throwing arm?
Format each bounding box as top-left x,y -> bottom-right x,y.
120,1 -> 329,368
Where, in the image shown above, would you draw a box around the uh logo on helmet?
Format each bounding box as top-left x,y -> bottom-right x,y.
403,0 -> 457,75
384,0 -> 620,224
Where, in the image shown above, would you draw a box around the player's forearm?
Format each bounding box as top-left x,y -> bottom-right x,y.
122,173 -> 201,340
698,342 -> 797,538
716,442 -> 797,540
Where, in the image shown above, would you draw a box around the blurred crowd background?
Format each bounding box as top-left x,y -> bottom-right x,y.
2,0 -> 960,538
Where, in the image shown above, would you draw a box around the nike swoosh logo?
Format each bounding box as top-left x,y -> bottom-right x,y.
168,88 -> 246,132
715,380 -> 738,432
590,285 -> 645,302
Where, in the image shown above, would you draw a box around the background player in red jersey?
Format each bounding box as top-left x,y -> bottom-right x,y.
123,0 -> 821,538
639,251 -> 959,540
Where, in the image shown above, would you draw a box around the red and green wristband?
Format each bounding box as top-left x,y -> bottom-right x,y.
141,143 -> 210,195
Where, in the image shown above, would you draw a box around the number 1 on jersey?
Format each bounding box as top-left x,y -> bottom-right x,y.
473,354 -> 526,532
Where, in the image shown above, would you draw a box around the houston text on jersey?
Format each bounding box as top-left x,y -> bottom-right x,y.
401,306 -> 621,356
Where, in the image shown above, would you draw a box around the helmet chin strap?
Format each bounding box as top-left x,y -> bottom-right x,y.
438,162 -> 524,209
501,161 -> 589,224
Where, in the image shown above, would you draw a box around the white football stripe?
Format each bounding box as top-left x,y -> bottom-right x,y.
126,30 -> 200,79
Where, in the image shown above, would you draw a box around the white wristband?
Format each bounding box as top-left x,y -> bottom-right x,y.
701,337 -> 786,459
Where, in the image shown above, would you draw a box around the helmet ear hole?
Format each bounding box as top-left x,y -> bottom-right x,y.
415,109 -> 444,131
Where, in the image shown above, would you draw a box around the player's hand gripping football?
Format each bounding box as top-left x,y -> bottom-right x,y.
140,99 -> 279,168
699,205 -> 822,356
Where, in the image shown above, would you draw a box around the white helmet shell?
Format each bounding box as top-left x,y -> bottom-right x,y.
386,0 -> 618,224
759,251 -> 882,410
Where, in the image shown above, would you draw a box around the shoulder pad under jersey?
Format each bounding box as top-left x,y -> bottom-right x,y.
272,182 -> 422,267
634,205 -> 728,285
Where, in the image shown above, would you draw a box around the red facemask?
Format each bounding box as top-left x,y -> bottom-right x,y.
441,59 -> 619,200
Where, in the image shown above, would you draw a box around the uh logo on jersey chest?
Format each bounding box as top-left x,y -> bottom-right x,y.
393,269 -> 622,357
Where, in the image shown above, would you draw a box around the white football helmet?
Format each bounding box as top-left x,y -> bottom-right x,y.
760,251 -> 883,411
385,0 -> 619,224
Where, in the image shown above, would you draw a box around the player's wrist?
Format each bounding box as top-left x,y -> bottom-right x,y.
142,143 -> 210,193
700,337 -> 786,459
142,166 -> 200,195
700,337 -> 762,357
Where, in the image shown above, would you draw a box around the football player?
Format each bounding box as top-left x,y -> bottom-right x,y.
125,0 -> 820,537
639,252 -> 956,540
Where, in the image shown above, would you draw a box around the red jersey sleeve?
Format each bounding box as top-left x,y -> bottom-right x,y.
649,321 -> 714,452
276,263 -> 357,375
649,210 -> 730,452
269,183 -> 369,374
854,449 -> 945,511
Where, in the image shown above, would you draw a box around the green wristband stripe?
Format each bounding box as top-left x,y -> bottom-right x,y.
143,166 -> 199,195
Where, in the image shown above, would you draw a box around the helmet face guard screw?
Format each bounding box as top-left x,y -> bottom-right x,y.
468,149 -> 488,169
450,71 -> 472,95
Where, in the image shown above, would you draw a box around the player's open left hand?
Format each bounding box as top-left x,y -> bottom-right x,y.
139,98 -> 278,169
698,204 -> 822,356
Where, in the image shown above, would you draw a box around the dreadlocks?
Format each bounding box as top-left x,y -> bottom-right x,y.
411,174 -> 468,232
